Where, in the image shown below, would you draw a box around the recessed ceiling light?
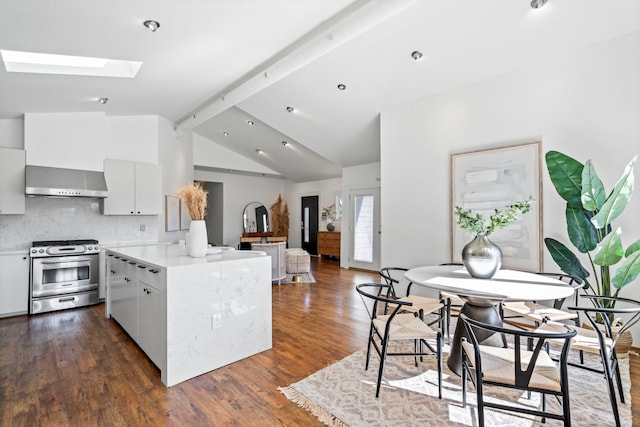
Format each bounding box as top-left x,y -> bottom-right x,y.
0,49 -> 142,78
255,149 -> 262,154
530,0 -> 547,8
411,50 -> 423,61
286,106 -> 294,113
143,20 -> 160,32
98,97 -> 108,104
337,83 -> 346,91
223,131 -> 229,136
247,120 -> 254,125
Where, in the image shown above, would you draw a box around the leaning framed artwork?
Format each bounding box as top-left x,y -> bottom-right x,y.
165,195 -> 180,232
179,199 -> 192,230
450,141 -> 542,272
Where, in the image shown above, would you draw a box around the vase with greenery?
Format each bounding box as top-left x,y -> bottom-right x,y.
544,151 -> 640,309
454,197 -> 533,278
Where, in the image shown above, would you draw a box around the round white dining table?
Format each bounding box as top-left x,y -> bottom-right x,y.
405,265 -> 574,375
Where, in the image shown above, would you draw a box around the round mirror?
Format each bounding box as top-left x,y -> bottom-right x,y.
243,202 -> 269,233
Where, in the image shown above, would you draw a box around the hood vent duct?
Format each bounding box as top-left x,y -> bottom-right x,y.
25,165 -> 108,198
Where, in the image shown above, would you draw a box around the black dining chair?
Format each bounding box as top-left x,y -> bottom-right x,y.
538,295 -> 640,427
460,313 -> 576,426
355,283 -> 443,398
501,273 -> 587,328
379,267 -> 446,337
437,263 -> 465,343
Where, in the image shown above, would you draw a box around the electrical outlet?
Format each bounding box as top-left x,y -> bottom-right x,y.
211,313 -> 222,330
140,224 -> 146,231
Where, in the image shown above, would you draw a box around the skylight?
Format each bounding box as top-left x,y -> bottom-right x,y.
0,50 -> 142,78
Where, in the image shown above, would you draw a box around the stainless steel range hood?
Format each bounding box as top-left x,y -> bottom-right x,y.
25,165 -> 108,198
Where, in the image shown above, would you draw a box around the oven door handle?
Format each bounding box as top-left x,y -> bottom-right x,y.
39,260 -> 92,269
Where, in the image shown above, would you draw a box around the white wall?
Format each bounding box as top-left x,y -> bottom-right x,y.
157,116 -> 194,243
194,169 -> 286,247
106,115 -> 159,164
284,177 -> 343,250
24,112 -> 107,170
381,33 -> 640,338
0,118 -> 23,149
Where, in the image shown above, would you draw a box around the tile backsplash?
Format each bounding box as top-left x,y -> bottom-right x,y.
0,197 -> 158,251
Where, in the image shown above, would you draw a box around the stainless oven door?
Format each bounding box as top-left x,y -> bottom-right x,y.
31,255 -> 99,297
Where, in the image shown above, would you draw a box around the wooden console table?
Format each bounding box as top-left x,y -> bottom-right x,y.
318,231 -> 340,258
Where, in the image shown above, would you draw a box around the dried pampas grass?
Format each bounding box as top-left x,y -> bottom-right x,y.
177,182 -> 207,220
270,194 -> 289,238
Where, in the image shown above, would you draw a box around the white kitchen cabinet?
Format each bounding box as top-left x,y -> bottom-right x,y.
107,254 -> 165,368
0,148 -> 26,215
0,252 -> 29,316
138,281 -> 163,367
133,161 -> 161,215
103,159 -> 161,215
108,256 -> 138,339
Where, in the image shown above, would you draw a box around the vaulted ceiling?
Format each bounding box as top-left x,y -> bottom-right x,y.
1,0 -> 639,182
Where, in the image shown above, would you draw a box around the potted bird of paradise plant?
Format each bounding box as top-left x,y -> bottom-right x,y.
544,151 -> 640,304
544,150 -> 640,351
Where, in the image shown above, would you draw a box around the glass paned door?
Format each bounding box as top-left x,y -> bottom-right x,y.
349,188 -> 380,271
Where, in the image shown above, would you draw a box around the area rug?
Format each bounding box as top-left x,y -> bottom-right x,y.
280,272 -> 316,284
279,343 -> 632,426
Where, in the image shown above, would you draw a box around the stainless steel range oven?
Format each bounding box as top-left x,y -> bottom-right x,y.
29,239 -> 100,314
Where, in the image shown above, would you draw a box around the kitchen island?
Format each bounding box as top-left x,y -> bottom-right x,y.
105,244 -> 272,387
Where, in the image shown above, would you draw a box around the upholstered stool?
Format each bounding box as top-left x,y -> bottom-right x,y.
286,249 -> 310,274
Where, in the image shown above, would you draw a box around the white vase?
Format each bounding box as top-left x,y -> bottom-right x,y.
187,220 -> 208,257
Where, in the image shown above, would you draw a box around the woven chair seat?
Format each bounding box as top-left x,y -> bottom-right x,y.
374,313 -> 438,340
396,295 -> 443,316
461,341 -> 562,392
440,291 -> 463,306
537,321 -> 613,354
503,301 -> 578,323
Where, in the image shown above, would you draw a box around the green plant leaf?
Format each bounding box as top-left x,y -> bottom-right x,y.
590,156 -> 637,229
593,227 -> 623,266
545,151 -> 584,208
581,160 -> 606,211
565,204 -> 598,253
625,239 -> 640,257
544,237 -> 590,280
612,250 -> 640,289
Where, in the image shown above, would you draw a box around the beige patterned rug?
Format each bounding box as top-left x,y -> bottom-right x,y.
279,343 -> 632,426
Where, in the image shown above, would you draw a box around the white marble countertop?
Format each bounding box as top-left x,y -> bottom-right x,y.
106,244 -> 266,269
0,249 -> 29,256
100,240 -> 167,249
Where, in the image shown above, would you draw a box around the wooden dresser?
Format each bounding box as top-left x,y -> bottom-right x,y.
318,231 -> 340,258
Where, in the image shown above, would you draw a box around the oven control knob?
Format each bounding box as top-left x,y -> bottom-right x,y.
39,249 -> 44,253
31,249 -> 37,254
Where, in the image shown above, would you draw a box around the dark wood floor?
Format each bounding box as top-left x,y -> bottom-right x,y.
0,257 -> 638,426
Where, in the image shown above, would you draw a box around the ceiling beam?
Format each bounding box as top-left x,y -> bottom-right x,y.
176,0 -> 418,131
